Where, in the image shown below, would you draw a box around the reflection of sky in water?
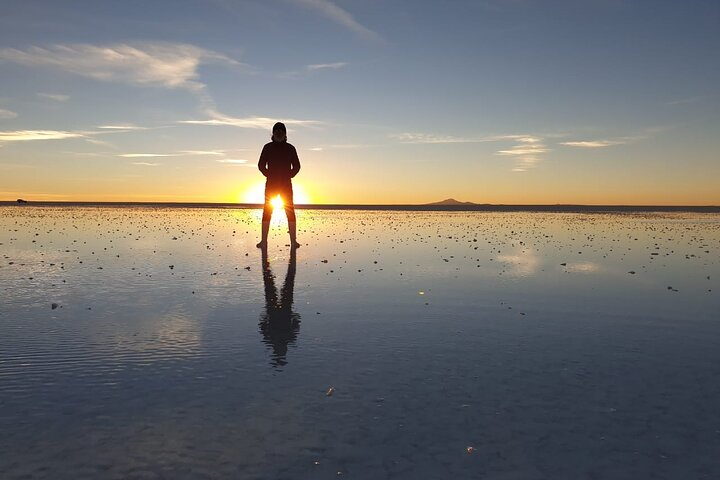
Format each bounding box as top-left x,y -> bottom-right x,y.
496,248 -> 541,277
108,313 -> 202,361
1,207 -> 719,478
563,261 -> 601,273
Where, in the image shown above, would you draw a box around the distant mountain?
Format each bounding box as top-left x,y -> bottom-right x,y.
425,198 -> 477,206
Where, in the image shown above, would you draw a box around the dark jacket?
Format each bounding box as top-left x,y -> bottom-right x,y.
258,141 -> 301,183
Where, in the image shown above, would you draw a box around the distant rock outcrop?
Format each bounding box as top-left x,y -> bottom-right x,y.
425,198 -> 476,206
16,199 -> 28,204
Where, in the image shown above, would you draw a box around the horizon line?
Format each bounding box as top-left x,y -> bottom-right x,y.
2,200 -> 719,212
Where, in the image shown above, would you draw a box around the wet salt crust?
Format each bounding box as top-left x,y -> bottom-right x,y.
1,206 -> 719,479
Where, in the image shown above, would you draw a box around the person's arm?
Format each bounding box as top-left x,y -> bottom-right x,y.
290,145 -> 301,178
258,145 -> 269,177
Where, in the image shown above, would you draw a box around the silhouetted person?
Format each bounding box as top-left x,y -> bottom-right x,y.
258,246 -> 301,369
256,122 -> 301,249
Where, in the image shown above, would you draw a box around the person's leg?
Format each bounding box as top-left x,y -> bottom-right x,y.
257,187 -> 272,248
284,186 -> 300,249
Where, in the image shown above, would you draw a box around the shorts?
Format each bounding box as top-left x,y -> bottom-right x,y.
264,181 -> 294,206
263,180 -> 295,222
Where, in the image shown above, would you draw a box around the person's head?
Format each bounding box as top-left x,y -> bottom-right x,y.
272,122 -> 287,142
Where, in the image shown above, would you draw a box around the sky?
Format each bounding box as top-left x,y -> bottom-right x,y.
0,0 -> 718,205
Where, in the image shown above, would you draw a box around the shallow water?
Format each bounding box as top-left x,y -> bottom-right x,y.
1,206 -> 719,479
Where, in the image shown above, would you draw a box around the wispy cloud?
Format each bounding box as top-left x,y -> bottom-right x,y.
97,124 -> 147,131
495,135 -> 544,144
132,162 -> 161,166
180,109 -> 324,129
497,146 -> 549,155
118,150 -> 252,166
307,62 -> 348,71
216,158 -> 249,166
118,153 -> 174,158
390,132 -> 492,144
37,93 -> 69,102
558,127 -> 665,149
0,130 -> 84,142
495,135 -> 548,172
83,137 -> 115,148
180,149 -> 225,156
278,61 -> 349,79
308,143 -> 372,151
509,156 -> 542,172
0,108 -> 18,120
288,0 -> 382,42
0,125 -> 151,146
560,139 -> 631,148
391,131 -> 548,171
390,132 -> 549,145
0,42 -> 245,91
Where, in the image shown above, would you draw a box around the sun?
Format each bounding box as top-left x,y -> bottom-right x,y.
239,182 -> 311,204
270,195 -> 284,209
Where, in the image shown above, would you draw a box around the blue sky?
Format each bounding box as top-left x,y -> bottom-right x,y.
1,0 -> 718,204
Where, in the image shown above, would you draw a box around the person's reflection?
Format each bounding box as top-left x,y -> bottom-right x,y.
259,246 -> 301,369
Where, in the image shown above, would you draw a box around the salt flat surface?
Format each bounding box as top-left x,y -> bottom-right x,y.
1,206 -> 719,479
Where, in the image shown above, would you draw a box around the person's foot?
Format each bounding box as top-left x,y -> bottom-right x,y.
256,241 -> 267,249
